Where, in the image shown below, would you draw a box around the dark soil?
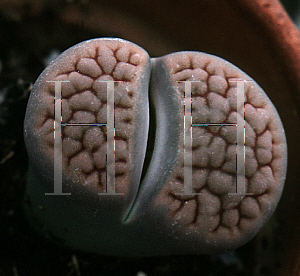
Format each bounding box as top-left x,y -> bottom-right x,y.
0,1 -> 286,275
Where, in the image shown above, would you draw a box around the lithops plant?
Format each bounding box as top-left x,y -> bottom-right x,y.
23,38 -> 287,256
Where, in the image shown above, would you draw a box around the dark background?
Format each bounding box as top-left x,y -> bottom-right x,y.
0,1 -> 298,275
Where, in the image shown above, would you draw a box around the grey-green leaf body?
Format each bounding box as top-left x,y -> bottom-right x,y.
23,38 -> 287,256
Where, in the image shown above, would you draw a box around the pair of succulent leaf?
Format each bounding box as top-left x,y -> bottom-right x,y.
23,38 -> 287,256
